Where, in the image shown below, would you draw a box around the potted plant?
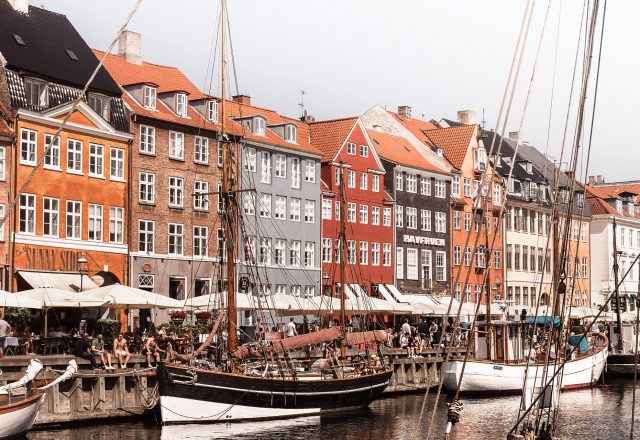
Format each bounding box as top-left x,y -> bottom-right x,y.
195,311 -> 211,322
170,311 -> 186,323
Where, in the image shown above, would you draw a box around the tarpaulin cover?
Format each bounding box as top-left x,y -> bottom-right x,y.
271,327 -> 342,351
525,316 -> 561,328
345,330 -> 388,345
568,335 -> 589,353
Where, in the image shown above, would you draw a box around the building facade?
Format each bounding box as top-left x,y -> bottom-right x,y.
0,68 -> 13,290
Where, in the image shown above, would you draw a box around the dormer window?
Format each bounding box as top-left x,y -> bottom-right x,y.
473,147 -> 487,171
176,93 -> 187,117
88,93 -> 110,121
576,191 -> 585,208
628,202 -> 635,215
143,85 -> 156,109
285,124 -> 297,143
616,199 -> 623,213
526,162 -> 532,174
24,78 -> 47,107
253,117 -> 266,136
207,100 -> 218,123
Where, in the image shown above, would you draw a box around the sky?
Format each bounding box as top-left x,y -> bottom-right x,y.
36,0 -> 640,182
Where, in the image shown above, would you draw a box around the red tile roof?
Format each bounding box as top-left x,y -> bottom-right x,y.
585,183 -> 640,218
422,125 -> 477,169
308,117 -> 358,161
366,129 -> 446,174
387,111 -> 438,138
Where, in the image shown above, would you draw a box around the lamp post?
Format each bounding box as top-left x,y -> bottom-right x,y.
77,255 -> 88,292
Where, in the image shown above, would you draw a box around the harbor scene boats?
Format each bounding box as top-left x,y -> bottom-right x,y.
1,0 -> 639,439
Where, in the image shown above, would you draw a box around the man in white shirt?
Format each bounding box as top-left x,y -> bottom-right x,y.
401,318 -> 411,336
0,317 -> 12,358
285,318 -> 298,338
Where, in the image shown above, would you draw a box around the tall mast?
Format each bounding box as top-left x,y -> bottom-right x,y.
612,218 -> 623,352
220,0 -> 237,355
338,163 -> 347,363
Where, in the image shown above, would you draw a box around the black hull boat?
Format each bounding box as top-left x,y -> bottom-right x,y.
605,354 -> 640,375
158,363 -> 394,424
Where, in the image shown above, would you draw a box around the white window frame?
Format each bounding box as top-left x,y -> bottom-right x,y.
176,93 -> 187,117
66,139 -> 83,174
322,199 -> 332,220
139,125 -> 156,154
143,85 -> 156,109
169,176 -> 184,207
194,136 -> 209,164
435,179 -> 445,198
274,239 -> 285,265
168,223 -> 184,256
194,180 -> 210,211
371,206 -> 380,225
19,194 -> 36,234
406,174 -> 417,193
261,151 -> 272,184
66,200 -> 82,239
275,195 -> 286,220
372,174 -> 380,192
359,241 -> 369,265
383,207 -> 391,227
304,200 -> 315,223
347,170 -> 356,188
243,192 -> 255,215
259,193 -> 272,218
290,198 -> 301,222
169,131 -> 185,160
289,240 -> 301,266
346,142 -> 356,155
406,207 -> 417,229
322,238 -> 332,263
383,243 -> 391,266
253,117 -> 266,136
396,206 -> 403,228
436,251 -> 446,281
89,143 -> 104,178
304,241 -> 315,268
109,206 -> 124,243
359,204 -> 368,224
406,248 -> 418,280
42,197 -> 59,237
244,147 -> 256,172
305,160 -> 316,183
435,211 -> 446,233
275,154 -> 287,178
139,172 -> 155,204
396,247 -> 404,279
285,124 -> 298,143
291,157 -> 301,188
138,219 -> 154,253
360,172 -> 368,190
109,147 -> 125,181
43,134 -> 60,170
371,242 -> 380,266
88,204 -> 103,241
421,209 -> 431,231
420,176 -> 431,195
193,226 -> 209,257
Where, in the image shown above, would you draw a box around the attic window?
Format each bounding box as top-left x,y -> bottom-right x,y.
66,49 -> 79,61
284,124 -> 297,143
143,85 -> 156,110
88,93 -> 110,121
176,93 -> 187,117
12,34 -> 25,46
253,117 -> 266,136
24,77 -> 47,107
207,100 -> 218,123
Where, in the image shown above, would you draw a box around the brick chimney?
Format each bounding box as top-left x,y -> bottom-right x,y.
8,0 -> 28,13
118,30 -> 142,65
232,94 -> 251,105
457,110 -> 476,125
300,110 -> 315,123
398,105 -> 411,120
508,131 -> 520,141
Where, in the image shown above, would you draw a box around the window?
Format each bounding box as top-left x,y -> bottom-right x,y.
24,78 -> 47,107
246,235 -> 257,263
304,242 -> 315,268
359,241 -> 369,265
335,239 -> 342,263
421,176 -> 431,195
371,242 -> 380,266
434,179 -> 445,198
522,209 -> 529,233
207,100 -> 218,122
436,251 -> 446,281
406,174 -> 417,193
305,200 -> 315,223
322,238 -> 332,263
581,223 -> 587,242
360,204 -> 369,224
291,157 -> 301,188
465,284 -> 472,303
435,212 -> 446,233
194,136 -> 209,164
582,256 -> 588,278
285,124 -> 298,143
463,178 -> 471,197
143,85 -> 156,109
454,284 -> 462,301
530,211 -> 536,233
88,143 -> 104,177
138,220 -> 154,252
260,151 -> 271,184
395,172 -> 403,191
289,240 -> 301,266
396,206 -> 404,227
347,240 -> 356,264
514,245 -> 521,270
406,248 -> 418,280
347,142 -> 356,155
110,148 -> 125,180
275,239 -> 286,265
348,202 -> 356,223
453,246 -> 462,266
335,166 -> 342,186
217,228 -> 226,261
66,139 -> 82,173
464,212 -> 471,231
475,285 -> 482,303
493,183 -> 501,205
451,175 -> 460,197
421,250 -> 432,282
139,172 -> 155,203
140,125 -> 155,154
372,175 -> 380,192
43,134 -> 60,169
322,199 -> 332,220
88,204 -> 103,241
530,248 -> 536,271
522,246 -> 529,270
168,223 -> 184,255
275,154 -> 286,178
360,172 -> 368,190
360,144 -> 368,157
305,160 -> 316,183
244,147 -> 256,171
176,93 -> 187,116
305,286 -> 315,298
464,247 -> 471,266
371,206 -> 380,225
43,197 -> 59,237
453,211 -> 461,230
194,180 -> 209,211
275,196 -> 286,220
259,193 -> 272,218
259,237 -> 272,265
406,207 -> 417,229
109,207 -> 124,243
66,201 -> 82,239
290,198 -> 301,221
383,243 -> 391,266
291,286 -> 301,297
347,170 -> 356,188
475,246 -> 486,268
396,247 -> 404,279
383,208 -> 391,226
169,177 -> 184,207
169,131 -> 184,160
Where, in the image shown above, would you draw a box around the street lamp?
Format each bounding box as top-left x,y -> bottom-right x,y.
77,255 -> 88,292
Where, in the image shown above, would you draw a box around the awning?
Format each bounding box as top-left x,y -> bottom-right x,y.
18,270 -> 98,292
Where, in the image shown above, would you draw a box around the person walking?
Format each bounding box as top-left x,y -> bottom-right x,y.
285,317 -> 298,338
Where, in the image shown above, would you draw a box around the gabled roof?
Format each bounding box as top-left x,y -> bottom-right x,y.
0,2 -> 120,95
387,111 -> 439,138
308,117 -> 358,161
422,125 -> 477,169
366,129 -> 445,174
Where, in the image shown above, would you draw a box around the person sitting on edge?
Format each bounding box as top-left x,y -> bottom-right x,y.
91,333 -> 114,370
74,333 -> 99,369
285,317 -> 298,338
144,333 -> 161,367
0,316 -> 11,358
113,334 -> 131,369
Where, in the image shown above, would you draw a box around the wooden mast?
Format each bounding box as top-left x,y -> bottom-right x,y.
612,218 -> 623,352
338,162 -> 347,364
220,0 -> 237,355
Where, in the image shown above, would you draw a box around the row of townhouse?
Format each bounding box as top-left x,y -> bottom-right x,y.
0,0 -> 600,317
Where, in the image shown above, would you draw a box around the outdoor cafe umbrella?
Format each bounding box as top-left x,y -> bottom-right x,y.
0,289 -> 42,309
87,284 -> 183,309
17,287 -> 107,336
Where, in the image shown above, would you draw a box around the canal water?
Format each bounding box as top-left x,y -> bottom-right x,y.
26,378 -> 637,440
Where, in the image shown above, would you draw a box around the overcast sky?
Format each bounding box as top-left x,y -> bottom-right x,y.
37,0 -> 639,182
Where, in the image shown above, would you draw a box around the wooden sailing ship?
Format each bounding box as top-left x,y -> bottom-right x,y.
0,360 -> 45,438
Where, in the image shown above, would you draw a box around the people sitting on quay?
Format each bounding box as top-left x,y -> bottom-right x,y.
74,333 -> 100,370
144,332 -> 166,367
0,316 -> 11,358
92,333 -> 114,370
113,334 -> 131,369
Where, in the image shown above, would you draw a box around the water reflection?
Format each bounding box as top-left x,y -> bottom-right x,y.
27,379 -> 637,440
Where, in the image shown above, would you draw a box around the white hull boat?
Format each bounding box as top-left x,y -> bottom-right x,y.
0,392 -> 44,438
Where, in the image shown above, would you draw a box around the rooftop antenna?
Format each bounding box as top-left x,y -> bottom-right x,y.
481,107 -> 487,129
421,111 -> 426,120
298,89 -> 306,117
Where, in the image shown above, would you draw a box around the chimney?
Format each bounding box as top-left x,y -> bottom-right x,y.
398,105 -> 411,120
8,0 -> 28,13
300,110 -> 315,123
588,175 -> 596,185
118,30 -> 142,65
597,175 -> 604,184
508,131 -> 520,141
232,94 -> 251,105
457,110 -> 476,125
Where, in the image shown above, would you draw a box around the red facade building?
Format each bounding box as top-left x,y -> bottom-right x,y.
310,117 -> 394,296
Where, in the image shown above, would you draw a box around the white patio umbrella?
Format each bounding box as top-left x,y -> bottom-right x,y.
182,293 -> 223,310
87,284 -> 182,309
0,289 -> 42,309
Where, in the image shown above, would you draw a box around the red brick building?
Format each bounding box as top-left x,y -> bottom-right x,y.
310,117 -> 394,296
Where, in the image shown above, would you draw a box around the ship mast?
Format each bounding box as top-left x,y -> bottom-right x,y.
612,218 -> 623,352
338,162 -> 347,363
